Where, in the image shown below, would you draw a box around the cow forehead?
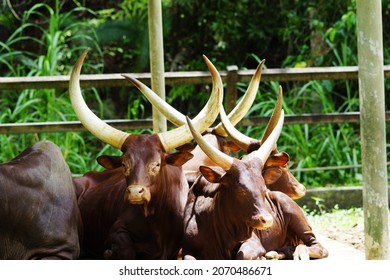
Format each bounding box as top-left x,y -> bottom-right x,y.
229,159 -> 266,189
121,134 -> 164,160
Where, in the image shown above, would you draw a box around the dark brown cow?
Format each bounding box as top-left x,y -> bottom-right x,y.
219,87 -> 306,200
69,49 -> 222,259
0,140 -> 82,259
182,106 -> 328,260
182,111 -> 284,260
129,60 -> 305,199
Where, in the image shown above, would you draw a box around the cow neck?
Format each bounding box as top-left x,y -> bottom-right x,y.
141,159 -> 189,260
211,187 -> 254,259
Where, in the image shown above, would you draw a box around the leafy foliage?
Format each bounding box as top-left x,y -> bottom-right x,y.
0,0 -> 389,186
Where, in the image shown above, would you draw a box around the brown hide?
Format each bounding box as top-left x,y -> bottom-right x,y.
263,151 -> 306,199
184,134 -> 306,199
244,191 -> 329,260
183,173 -> 328,260
0,140 -> 81,259
183,157 -> 273,260
75,134 -> 192,259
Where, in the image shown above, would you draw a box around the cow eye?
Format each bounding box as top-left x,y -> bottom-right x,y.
122,159 -> 132,176
236,188 -> 248,197
148,161 -> 161,176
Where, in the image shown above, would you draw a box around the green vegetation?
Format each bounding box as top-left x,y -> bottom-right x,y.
0,0 -> 389,187
306,206 -> 364,228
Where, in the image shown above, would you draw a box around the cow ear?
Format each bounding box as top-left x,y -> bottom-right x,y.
192,168 -> 223,198
175,142 -> 196,152
97,155 -> 122,170
165,151 -> 194,166
263,167 -> 283,185
199,166 -> 224,183
266,151 -> 290,167
223,140 -> 241,152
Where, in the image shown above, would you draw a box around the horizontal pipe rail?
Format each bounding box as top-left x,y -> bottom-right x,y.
1,66 -> 389,175
1,112 -> 389,134
1,65 -> 390,90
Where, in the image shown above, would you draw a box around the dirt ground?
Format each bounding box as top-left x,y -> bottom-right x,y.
314,224 -> 365,252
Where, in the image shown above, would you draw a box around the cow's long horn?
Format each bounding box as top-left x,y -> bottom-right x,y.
213,59 -> 265,137
69,49 -> 129,149
247,110 -> 284,165
220,86 -> 283,151
260,86 -> 283,143
219,100 -> 258,151
125,59 -> 264,136
186,116 -> 234,171
122,55 -> 222,127
157,67 -> 223,151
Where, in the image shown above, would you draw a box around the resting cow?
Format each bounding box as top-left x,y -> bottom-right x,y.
129,60 -> 305,200
182,103 -> 328,260
69,49 -> 222,259
218,87 -> 306,200
0,140 -> 81,259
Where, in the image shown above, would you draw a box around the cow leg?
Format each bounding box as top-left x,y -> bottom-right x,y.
236,233 -> 266,260
104,231 -> 137,260
183,254 -> 197,260
295,243 -> 328,260
293,244 -> 310,260
264,251 -> 283,260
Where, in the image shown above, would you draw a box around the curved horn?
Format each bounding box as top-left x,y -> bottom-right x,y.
124,58 -> 265,137
157,62 -> 223,151
220,86 -> 283,152
247,110 -> 284,165
186,116 -> 234,171
122,55 -> 221,127
260,85 -> 283,143
69,49 -> 129,149
219,100 -> 259,151
213,59 -> 265,137
121,76 -> 185,127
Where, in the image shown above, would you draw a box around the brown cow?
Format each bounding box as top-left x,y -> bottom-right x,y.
126,60 -> 306,199
182,110 -> 284,260
182,105 -> 328,260
0,140 -> 82,259
219,87 -> 306,200
69,49 -> 222,259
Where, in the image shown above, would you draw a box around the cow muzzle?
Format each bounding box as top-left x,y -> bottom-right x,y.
252,211 -> 273,230
124,185 -> 151,205
292,183 -> 306,199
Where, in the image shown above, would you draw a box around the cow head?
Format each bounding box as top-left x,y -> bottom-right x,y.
262,151 -> 306,199
219,86 -> 306,199
185,102 -> 285,230
69,49 -> 223,207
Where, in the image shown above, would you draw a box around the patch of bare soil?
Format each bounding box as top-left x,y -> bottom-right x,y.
314,223 -> 365,252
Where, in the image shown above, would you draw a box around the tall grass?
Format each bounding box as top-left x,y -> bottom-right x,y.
239,57 -> 364,188
0,1 -> 115,174
1,1 -> 387,188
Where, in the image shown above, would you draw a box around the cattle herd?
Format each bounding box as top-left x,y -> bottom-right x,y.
0,49 -> 329,260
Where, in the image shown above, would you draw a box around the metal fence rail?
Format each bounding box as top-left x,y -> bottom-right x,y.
1,65 -> 390,134
1,65 -> 389,174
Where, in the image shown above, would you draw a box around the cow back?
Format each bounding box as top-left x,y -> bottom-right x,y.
0,140 -> 81,259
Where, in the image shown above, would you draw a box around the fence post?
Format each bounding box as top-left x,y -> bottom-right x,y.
226,65 -> 238,113
357,0 -> 389,259
148,0 -> 167,133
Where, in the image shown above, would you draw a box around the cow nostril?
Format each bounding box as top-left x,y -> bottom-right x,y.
138,188 -> 144,194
